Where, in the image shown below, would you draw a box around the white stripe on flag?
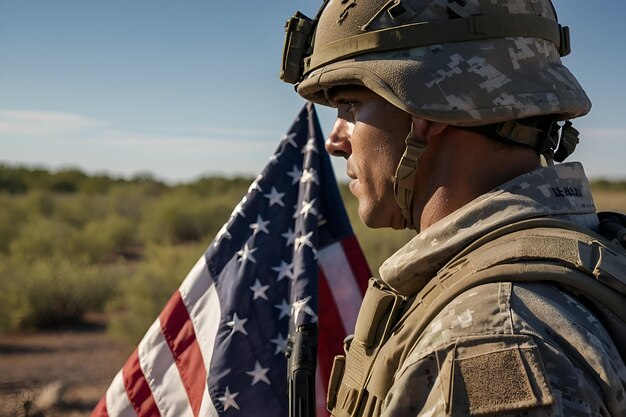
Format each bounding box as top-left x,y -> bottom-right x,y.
198,386 -> 220,417
318,242 -> 363,333
178,255 -> 221,416
138,320 -> 194,417
105,369 -> 136,417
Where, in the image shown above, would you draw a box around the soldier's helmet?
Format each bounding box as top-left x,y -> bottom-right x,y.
281,0 -> 590,161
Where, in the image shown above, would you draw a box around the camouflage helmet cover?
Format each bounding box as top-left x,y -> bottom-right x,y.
282,0 -> 591,127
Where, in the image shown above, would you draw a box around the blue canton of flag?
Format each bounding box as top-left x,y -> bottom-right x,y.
206,102 -> 356,415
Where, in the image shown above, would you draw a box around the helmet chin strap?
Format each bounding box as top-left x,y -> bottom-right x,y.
393,122 -> 428,229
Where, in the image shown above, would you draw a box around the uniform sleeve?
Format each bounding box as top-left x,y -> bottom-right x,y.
379,282 -> 626,416
381,335 -> 558,417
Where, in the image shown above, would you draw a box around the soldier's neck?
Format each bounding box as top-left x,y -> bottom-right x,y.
415,131 -> 541,233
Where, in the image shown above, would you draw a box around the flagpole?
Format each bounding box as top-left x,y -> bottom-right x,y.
288,323 -> 318,417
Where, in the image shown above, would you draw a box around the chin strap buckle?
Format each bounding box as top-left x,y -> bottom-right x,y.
393,124 -> 427,229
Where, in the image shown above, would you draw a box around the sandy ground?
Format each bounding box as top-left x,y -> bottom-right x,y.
0,326 -> 132,417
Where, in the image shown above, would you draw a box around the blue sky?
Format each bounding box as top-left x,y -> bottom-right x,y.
1,0 -> 624,183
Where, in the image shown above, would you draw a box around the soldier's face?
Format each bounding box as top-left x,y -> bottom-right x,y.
325,86 -> 411,229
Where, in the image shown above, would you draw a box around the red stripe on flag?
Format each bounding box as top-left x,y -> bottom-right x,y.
317,268 -> 348,404
159,291 -> 206,417
340,235 -> 371,294
123,349 -> 160,417
90,395 -> 109,417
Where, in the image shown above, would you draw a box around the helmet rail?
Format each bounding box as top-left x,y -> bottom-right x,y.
282,12 -> 571,85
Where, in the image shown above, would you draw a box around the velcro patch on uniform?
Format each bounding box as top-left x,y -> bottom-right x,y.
450,335 -> 554,416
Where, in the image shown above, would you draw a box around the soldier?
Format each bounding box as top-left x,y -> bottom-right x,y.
281,0 -> 626,416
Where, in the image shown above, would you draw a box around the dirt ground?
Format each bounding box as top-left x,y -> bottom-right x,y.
0,325 -> 132,417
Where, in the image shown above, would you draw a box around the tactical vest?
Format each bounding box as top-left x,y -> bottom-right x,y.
327,213 -> 626,417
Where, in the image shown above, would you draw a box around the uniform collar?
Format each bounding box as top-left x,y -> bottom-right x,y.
379,162 -> 598,296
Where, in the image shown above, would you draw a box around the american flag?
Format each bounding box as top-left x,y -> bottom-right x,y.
92,103 -> 371,417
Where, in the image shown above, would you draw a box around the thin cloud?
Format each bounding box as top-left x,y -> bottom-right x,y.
180,126 -> 282,138
0,110 -> 104,136
86,130 -> 277,152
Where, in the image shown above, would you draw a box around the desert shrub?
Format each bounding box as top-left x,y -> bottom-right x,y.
0,165 -> 27,193
52,193 -> 110,227
106,182 -> 166,221
8,217 -> 87,262
139,190 -> 234,244
0,256 -> 123,331
590,179 -> 626,191
81,214 -> 139,262
16,190 -> 56,218
0,196 -> 27,253
181,176 -> 250,199
107,242 -> 207,345
592,189 -> 626,213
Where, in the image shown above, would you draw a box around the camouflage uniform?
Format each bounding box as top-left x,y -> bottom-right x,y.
377,162 -> 626,416
279,1 -> 626,415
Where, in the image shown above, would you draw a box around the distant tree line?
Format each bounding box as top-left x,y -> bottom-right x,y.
0,163 -> 623,344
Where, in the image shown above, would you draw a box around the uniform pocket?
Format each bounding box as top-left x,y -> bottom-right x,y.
449,334 -> 554,416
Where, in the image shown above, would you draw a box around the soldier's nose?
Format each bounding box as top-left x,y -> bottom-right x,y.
325,118 -> 352,159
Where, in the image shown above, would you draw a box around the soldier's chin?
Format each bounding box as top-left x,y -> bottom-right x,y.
357,206 -> 391,229
360,206 -> 415,231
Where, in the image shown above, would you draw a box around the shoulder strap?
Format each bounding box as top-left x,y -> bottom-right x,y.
395,217 -> 626,363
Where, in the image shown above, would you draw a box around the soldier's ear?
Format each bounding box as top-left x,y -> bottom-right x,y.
411,117 -> 448,144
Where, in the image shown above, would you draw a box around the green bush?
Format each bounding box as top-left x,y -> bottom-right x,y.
107,242 -> 207,345
140,190 -> 234,244
0,195 -> 26,253
0,256 -> 123,331
9,217 -> 87,262
82,214 -> 139,262
16,190 -> 56,218
0,165 -> 27,193
52,193 -> 110,227
106,182 -> 167,220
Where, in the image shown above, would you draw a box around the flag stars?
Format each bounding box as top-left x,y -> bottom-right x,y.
300,168 -> 319,185
295,231 -> 314,251
300,199 -> 319,217
287,165 -> 302,185
248,175 -> 263,193
272,260 -> 294,281
214,223 -> 232,247
246,361 -> 271,386
249,279 -> 270,301
283,132 -> 298,148
274,299 -> 292,320
237,244 -> 257,264
302,136 -> 319,154
226,313 -> 248,336
249,215 -> 270,235
231,196 -> 247,219
218,386 -> 240,411
263,186 -> 286,207
281,228 -> 296,247
270,333 -> 289,355
292,296 -> 318,324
